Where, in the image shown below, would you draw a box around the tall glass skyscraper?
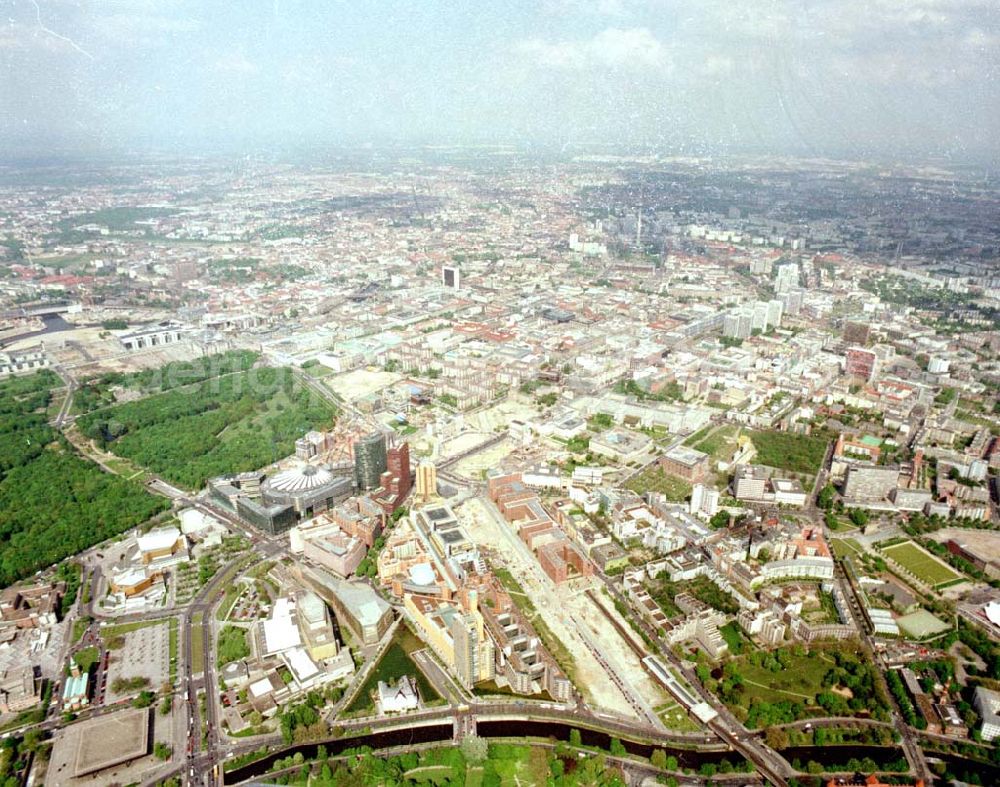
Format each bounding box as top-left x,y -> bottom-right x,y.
353,431 -> 387,491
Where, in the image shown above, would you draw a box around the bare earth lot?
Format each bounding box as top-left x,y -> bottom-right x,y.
927,527 -> 1000,564
323,369 -> 402,402
457,497 -> 667,718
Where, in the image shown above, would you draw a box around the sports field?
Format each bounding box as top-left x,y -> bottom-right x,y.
882,540 -> 962,588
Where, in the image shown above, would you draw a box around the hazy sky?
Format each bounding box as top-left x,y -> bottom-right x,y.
1,0 -> 998,161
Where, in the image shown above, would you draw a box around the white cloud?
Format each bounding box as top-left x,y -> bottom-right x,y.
515,26 -> 667,71
98,12 -> 201,42
211,51 -> 259,76
543,0 -> 631,18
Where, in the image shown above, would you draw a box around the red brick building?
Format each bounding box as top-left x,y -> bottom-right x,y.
325,497 -> 385,547
537,541 -> 594,583
845,347 -> 879,382
659,446 -> 710,483
374,442 -> 412,514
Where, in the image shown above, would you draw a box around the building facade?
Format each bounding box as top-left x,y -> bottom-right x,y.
354,432 -> 388,491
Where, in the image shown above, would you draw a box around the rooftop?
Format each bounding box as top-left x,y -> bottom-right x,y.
72,707 -> 150,777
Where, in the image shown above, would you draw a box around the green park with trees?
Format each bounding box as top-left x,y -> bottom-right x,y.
700,645 -> 890,728
0,370 -> 168,587
77,362 -> 335,490
71,349 -> 259,414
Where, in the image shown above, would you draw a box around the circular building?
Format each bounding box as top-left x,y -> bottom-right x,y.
262,463 -> 352,517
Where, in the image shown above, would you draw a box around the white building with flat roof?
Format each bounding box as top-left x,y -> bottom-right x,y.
260,597 -> 302,657
974,686 -> 1000,742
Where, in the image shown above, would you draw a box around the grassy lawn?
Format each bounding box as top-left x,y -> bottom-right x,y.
487,744 -> 551,786
300,360 -> 338,378
737,653 -> 832,704
190,612 -> 204,671
402,765 -> 453,785
216,585 -> 241,622
824,515 -> 858,533
719,621 -> 751,655
72,646 -> 100,673
625,464 -> 692,501
830,537 -> 864,559
655,699 -> 703,732
169,617 -> 178,682
216,625 -> 250,668
344,631 -> 441,715
748,429 -> 830,476
473,679 -> 556,702
682,424 -> 714,447
687,424 -> 741,462
71,618 -> 89,644
882,540 -> 963,588
102,618 -> 164,638
102,455 -> 148,480
46,386 -> 70,422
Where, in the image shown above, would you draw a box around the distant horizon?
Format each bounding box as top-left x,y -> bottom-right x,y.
2,2 -> 997,168
0,141 -> 996,174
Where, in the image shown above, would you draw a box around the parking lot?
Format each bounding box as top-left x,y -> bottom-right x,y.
104,622 -> 171,702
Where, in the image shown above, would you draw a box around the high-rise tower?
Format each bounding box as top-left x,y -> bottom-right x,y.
353,432 -> 388,491
415,460 -> 437,502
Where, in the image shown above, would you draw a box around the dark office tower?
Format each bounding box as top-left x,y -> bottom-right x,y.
353,432 -> 388,491
442,265 -> 460,290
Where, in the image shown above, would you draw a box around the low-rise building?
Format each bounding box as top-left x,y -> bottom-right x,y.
843,464 -> 901,503
659,446 -> 710,483
302,528 -> 365,577
732,465 -> 807,506
62,659 -> 89,710
0,667 -> 38,713
0,350 -> 49,378
666,608 -> 729,660
0,583 -> 62,629
591,542 -> 629,573
108,566 -> 165,600
589,429 -> 653,464
378,675 -> 419,713
136,526 -> 188,568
